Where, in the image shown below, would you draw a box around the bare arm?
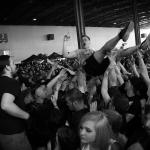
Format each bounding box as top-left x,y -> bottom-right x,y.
131,62 -> 140,78
115,65 -> 124,85
118,45 -> 139,57
101,70 -> 111,104
137,51 -> 150,86
47,59 -> 75,75
117,61 -> 131,75
46,69 -> 67,94
50,79 -> 63,109
1,93 -> 29,120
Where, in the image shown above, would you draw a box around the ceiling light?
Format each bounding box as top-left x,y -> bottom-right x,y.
33,18 -> 37,21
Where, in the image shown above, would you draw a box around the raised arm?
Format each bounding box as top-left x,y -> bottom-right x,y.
50,78 -> 63,109
115,64 -> 124,85
137,51 -> 150,86
46,69 -> 67,94
117,61 -> 131,76
130,56 -> 140,77
101,69 -> 111,104
118,45 -> 140,57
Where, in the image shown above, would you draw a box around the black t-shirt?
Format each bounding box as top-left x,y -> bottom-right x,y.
83,54 -> 110,77
0,76 -> 26,134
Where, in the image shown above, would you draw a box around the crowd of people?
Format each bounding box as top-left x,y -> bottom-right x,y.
0,21 -> 150,150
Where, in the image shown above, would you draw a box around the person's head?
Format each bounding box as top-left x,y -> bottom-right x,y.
113,95 -> 129,115
0,55 -> 16,76
34,84 -> 47,100
81,35 -> 91,49
143,105 -> 150,135
79,111 -> 113,150
55,126 -> 79,150
65,88 -> 85,111
103,109 -> 123,135
23,89 -> 35,104
87,77 -> 97,93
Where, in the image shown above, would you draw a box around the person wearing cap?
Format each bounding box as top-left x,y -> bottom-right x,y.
0,55 -> 32,150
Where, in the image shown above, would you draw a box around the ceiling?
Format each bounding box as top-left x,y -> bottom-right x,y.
0,0 -> 150,29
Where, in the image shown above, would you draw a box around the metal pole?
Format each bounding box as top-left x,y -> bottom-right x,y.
74,0 -> 82,49
78,0 -> 85,36
132,0 -> 141,45
74,0 -> 85,49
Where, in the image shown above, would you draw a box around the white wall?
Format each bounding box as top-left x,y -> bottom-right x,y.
0,25 -> 138,62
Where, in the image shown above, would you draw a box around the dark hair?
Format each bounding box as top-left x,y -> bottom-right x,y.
57,126 -> 79,150
81,35 -> 90,41
103,109 -> 123,134
0,55 -> 10,75
65,88 -> 85,103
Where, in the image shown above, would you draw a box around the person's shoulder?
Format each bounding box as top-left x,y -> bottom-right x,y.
0,76 -> 18,84
127,142 -> 143,150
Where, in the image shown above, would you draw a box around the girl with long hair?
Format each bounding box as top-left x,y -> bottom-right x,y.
79,111 -> 121,150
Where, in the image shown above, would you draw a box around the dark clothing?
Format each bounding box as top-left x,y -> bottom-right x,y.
0,76 -> 32,150
0,76 -> 26,134
108,86 -> 129,115
126,127 -> 150,150
83,54 -> 110,77
139,133 -> 150,150
128,95 -> 142,116
0,132 -> 32,150
124,95 -> 143,139
26,99 -> 65,147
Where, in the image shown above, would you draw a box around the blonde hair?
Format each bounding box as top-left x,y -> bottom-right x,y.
79,111 -> 114,150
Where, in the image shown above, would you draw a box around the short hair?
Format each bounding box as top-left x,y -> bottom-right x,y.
57,126 -> 79,150
0,55 -> 10,75
79,111 -> 114,150
81,35 -> 90,41
103,109 -> 122,134
65,88 -> 85,103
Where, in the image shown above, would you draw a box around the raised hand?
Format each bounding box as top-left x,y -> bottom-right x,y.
90,101 -> 97,112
